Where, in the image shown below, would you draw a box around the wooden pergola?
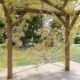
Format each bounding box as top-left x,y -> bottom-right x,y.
0,0 -> 80,79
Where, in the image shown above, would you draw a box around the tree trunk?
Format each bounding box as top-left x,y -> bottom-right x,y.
65,27 -> 70,71
7,25 -> 13,79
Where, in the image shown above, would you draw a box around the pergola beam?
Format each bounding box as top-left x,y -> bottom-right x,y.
15,7 -> 66,16
62,0 -> 69,8
40,0 -> 68,14
40,0 -> 63,11
55,13 -> 67,27
70,11 -> 80,30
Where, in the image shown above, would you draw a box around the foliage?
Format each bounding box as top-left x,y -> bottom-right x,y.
0,20 -> 5,29
74,36 -> 80,44
51,20 -> 62,30
0,19 -> 6,44
0,0 -> 79,46
0,44 -> 80,68
35,22 -> 64,53
21,14 -> 43,46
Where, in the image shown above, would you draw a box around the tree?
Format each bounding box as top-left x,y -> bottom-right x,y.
21,14 -> 43,46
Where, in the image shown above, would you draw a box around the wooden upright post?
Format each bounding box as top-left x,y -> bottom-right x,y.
0,1 -> 13,79
65,27 -> 70,71
64,15 -> 70,71
7,25 -> 13,79
55,14 -> 70,71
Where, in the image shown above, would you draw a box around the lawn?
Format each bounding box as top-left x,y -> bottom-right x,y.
70,44 -> 80,62
0,44 -> 80,68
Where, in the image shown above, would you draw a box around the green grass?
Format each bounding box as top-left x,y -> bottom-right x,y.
70,44 -> 80,62
0,44 -> 80,68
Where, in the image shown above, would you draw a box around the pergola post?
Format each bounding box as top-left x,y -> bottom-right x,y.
65,27 -> 70,71
55,14 -> 70,71
0,1 -> 13,78
7,25 -> 13,79
64,15 -> 70,71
